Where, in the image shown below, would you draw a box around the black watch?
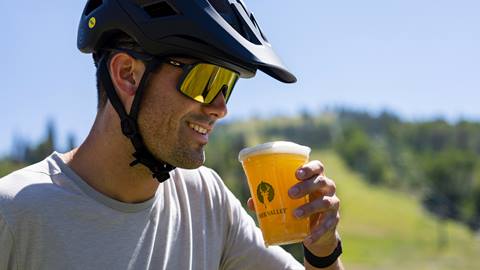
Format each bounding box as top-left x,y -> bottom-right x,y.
303,240 -> 342,268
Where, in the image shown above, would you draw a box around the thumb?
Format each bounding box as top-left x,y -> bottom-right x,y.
247,197 -> 256,212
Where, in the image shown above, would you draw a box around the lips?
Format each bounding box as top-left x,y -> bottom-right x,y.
186,121 -> 214,145
188,123 -> 208,135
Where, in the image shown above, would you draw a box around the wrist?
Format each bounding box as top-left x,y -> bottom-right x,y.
303,239 -> 342,269
304,232 -> 339,257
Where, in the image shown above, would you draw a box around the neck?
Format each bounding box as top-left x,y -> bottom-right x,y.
63,108 -> 160,203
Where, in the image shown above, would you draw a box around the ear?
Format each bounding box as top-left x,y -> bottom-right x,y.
108,52 -> 146,110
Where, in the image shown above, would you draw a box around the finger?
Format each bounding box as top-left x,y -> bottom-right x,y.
247,197 -> 256,212
309,211 -> 337,232
305,212 -> 340,245
310,212 -> 324,228
296,160 -> 325,180
289,176 -> 336,199
293,195 -> 340,219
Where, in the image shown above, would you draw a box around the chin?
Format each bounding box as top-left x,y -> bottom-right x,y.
170,150 -> 206,169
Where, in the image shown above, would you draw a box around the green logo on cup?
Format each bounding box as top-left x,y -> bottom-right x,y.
257,181 -> 274,208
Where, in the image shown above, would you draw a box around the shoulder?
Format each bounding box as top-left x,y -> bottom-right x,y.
0,156 -> 58,220
0,160 -> 54,197
172,166 -> 226,191
170,166 -> 233,205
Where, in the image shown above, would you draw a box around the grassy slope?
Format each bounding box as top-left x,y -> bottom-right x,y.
314,150 -> 480,269
0,160 -> 26,178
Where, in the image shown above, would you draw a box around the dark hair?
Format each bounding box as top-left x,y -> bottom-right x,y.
93,32 -> 144,110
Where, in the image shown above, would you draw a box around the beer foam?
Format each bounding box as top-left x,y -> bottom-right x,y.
238,141 -> 311,162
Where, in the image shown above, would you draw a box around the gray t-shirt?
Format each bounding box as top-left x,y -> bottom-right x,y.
0,152 -> 303,270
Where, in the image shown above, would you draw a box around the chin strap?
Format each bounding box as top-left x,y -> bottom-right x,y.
98,55 -> 176,183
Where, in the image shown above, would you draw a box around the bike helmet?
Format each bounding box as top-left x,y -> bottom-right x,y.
78,0 -> 296,82
77,0 -> 297,182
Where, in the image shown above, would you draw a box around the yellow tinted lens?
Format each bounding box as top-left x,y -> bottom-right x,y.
204,67 -> 238,103
180,64 -> 216,103
180,63 -> 239,104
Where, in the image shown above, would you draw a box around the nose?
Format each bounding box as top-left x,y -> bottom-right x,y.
202,91 -> 228,119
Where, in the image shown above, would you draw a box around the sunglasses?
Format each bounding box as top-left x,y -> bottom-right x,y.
164,59 -> 239,104
106,49 -> 240,104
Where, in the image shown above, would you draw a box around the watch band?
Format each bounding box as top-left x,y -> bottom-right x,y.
303,240 -> 342,268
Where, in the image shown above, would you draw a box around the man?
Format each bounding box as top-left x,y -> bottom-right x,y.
0,0 -> 343,269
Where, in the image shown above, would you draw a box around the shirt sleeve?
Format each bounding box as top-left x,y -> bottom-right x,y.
0,213 -> 17,270
214,171 -> 304,270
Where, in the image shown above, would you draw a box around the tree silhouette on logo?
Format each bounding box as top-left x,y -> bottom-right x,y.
257,181 -> 275,208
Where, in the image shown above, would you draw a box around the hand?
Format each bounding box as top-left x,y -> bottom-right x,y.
290,160 -> 340,256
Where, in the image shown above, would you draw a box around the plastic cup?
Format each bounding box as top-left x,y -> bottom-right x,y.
238,141 -> 311,246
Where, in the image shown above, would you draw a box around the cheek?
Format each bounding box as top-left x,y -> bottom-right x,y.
139,69 -> 199,136
139,89 -> 183,136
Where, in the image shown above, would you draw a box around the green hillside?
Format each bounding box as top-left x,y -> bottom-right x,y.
317,150 -> 480,269
0,160 -> 26,178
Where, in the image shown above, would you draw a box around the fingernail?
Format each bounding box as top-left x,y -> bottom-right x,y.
325,218 -> 334,228
294,208 -> 304,218
289,187 -> 300,197
297,169 -> 306,178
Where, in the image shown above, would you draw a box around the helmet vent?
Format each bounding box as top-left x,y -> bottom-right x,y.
84,0 -> 103,16
143,1 -> 178,18
249,13 -> 268,42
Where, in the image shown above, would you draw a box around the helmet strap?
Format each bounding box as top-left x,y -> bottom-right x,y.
98,55 -> 176,183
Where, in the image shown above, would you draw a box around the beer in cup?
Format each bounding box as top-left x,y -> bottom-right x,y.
238,141 -> 311,246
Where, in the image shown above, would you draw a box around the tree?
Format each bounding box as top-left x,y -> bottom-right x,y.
67,133 -> 77,151
422,149 -> 475,221
23,120 -> 57,164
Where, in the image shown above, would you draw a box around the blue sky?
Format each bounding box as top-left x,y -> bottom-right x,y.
1,0 -> 479,156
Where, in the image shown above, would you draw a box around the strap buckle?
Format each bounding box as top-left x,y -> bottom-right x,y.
121,117 -> 138,138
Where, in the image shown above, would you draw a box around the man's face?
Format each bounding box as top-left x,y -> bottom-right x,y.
136,57 -> 228,169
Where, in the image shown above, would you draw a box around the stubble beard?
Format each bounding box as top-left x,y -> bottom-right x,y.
138,115 -> 207,169
147,125 -> 207,169
169,139 -> 206,169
